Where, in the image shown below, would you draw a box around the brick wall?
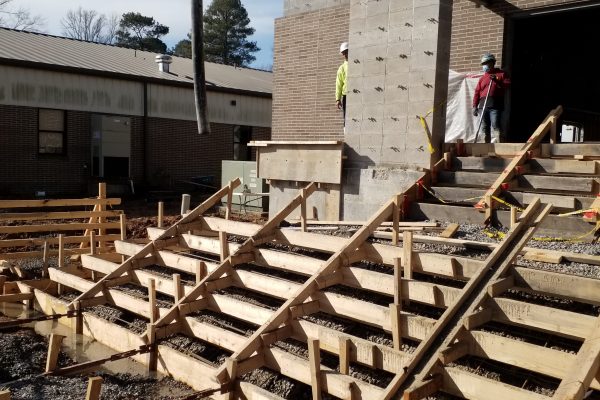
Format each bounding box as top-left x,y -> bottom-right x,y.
450,0 -> 589,72
272,4 -> 349,140
0,104 -> 90,196
145,118 -> 270,190
0,104 -> 270,196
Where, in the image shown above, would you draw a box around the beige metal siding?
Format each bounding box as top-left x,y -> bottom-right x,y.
0,65 -> 144,116
148,84 -> 272,127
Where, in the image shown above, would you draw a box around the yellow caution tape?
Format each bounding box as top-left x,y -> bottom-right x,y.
491,196 -> 525,212
484,221 -> 600,243
418,116 -> 436,155
557,208 -> 600,217
420,184 -> 483,204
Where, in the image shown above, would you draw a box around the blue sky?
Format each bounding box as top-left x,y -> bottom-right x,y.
12,0 -> 283,68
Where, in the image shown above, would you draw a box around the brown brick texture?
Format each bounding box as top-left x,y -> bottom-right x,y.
450,0 -> 589,72
0,104 -> 270,196
272,4 -> 350,141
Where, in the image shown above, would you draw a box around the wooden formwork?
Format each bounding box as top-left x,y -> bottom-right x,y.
0,183 -> 124,269
0,175 -> 591,399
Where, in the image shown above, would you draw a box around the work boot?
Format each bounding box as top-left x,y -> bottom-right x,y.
491,129 -> 501,143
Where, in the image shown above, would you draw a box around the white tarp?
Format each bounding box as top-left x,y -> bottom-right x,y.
445,70 -> 484,143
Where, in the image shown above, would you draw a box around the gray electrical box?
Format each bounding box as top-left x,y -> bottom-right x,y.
221,160 -> 269,212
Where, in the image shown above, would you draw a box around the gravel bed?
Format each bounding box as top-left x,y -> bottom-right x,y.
262,241 -> 331,261
0,317 -> 193,399
163,334 -> 230,366
450,355 -> 558,397
141,265 -> 196,286
235,263 -> 307,284
216,287 -> 283,311
114,284 -> 174,309
191,309 -> 256,337
479,321 -> 580,354
241,367 -> 315,399
502,289 -> 600,316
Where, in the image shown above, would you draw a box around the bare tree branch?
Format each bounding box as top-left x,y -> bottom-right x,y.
0,1 -> 45,31
61,7 -> 117,43
102,13 -> 120,44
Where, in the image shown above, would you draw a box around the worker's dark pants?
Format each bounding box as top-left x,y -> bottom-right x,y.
342,95 -> 347,126
481,108 -> 502,143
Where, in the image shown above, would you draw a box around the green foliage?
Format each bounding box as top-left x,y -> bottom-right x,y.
203,0 -> 260,66
115,12 -> 169,53
172,33 -> 192,59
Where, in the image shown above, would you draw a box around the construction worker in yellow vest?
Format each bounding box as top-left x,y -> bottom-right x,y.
336,42 -> 349,127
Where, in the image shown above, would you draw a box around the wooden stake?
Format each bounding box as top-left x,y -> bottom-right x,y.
75,301 -> 83,336
484,194 -> 493,224
339,337 -> 351,375
226,183 -> 234,220
119,214 -> 127,241
45,333 -> 66,373
98,183 -> 107,250
157,202 -> 164,228
219,231 -> 229,262
148,324 -> 157,372
25,287 -> 34,310
58,234 -> 64,268
181,194 -> 191,216
392,194 -> 401,246
307,338 -> 322,400
510,206 -> 518,228
440,223 -> 459,239
196,262 -> 207,284
89,231 -> 96,255
173,274 -> 183,302
85,376 -> 103,400
393,257 -> 402,305
390,303 -> 403,350
300,188 -> 307,232
0,275 -> 6,295
42,241 -> 49,278
226,358 -> 238,399
148,278 -> 158,323
0,390 -> 9,400
443,151 -> 452,170
403,231 -> 413,280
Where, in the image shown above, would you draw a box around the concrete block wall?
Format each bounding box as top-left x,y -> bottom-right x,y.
345,0 -> 452,170
450,0 -> 589,72
272,3 -> 349,140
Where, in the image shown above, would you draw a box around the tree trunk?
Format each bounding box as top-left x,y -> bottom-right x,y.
192,0 -> 210,134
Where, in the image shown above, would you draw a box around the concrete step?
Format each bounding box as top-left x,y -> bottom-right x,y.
453,156 -> 598,175
408,202 -> 595,239
437,171 -> 596,193
428,186 -> 595,211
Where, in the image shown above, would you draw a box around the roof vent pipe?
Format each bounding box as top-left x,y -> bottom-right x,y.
155,55 -> 172,73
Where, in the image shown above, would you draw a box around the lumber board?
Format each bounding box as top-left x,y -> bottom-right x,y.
0,234 -> 121,249
529,158 -> 599,174
541,143 -> 600,158
0,222 -> 121,234
491,297 -> 595,340
513,266 -> 600,305
256,142 -> 343,184
114,241 -> 204,274
0,210 -> 122,221
467,330 -> 600,391
453,156 -> 512,172
0,198 -> 121,208
0,247 -> 93,260
441,367 -> 549,400
0,293 -> 34,302
447,143 -> 528,157
551,314 -> 600,400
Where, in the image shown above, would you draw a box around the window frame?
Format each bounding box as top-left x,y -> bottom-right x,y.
233,125 -> 253,161
38,108 -> 66,155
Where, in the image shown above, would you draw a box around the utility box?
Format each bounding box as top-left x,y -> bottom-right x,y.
221,160 -> 269,213
561,122 -> 584,142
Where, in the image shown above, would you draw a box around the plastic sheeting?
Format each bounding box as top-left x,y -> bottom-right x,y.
445,70 -> 484,143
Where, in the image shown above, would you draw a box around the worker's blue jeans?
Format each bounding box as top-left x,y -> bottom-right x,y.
481,108 -> 502,143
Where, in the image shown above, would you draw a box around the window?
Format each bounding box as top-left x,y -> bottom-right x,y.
233,126 -> 252,161
39,109 -> 66,154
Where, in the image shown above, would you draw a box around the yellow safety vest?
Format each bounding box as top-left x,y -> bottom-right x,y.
336,60 -> 348,101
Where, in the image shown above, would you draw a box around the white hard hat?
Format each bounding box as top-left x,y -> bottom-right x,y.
481,53 -> 496,65
340,42 -> 349,53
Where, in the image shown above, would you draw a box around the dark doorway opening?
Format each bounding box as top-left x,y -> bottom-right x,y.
508,3 -> 600,142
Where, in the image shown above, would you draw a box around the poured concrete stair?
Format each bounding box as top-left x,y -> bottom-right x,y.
409,145 -> 600,236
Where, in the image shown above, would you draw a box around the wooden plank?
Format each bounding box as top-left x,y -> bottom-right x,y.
0,390 -> 9,400
308,338 -> 323,400
0,210 -> 122,221
45,333 -> 65,373
440,223 -> 459,239
0,234 -> 121,249
85,376 -> 103,400
338,337 -> 350,375
390,303 -> 403,350
491,297 -> 595,340
541,143 -> 600,158
257,143 -> 343,184
552,314 -> 600,400
468,330 -> 600,391
0,222 -> 121,234
442,367 -> 549,400
0,198 -> 121,208
0,293 -> 34,303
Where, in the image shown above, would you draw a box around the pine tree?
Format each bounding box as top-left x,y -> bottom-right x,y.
203,0 -> 260,67
172,33 -> 192,58
115,12 -> 169,53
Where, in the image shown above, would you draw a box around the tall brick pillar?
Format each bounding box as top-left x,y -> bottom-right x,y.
344,0 -> 452,170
